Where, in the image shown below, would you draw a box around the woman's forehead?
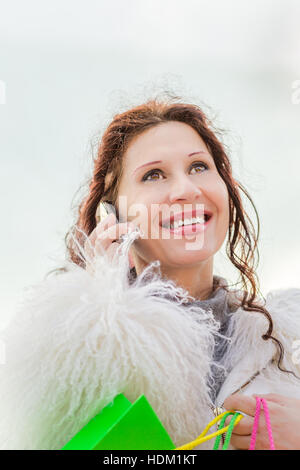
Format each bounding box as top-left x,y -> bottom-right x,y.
123,138 -> 211,174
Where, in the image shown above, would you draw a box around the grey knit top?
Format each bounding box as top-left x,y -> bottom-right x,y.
183,275 -> 241,403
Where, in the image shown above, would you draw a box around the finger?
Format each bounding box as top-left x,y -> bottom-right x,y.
93,213 -> 117,244
229,433 -> 251,450
83,213 -> 116,264
224,414 -> 254,435
256,393 -> 289,406
232,427 -> 274,450
84,213 -> 116,253
95,222 -> 133,252
99,221 -> 134,243
96,212 -> 118,234
223,393 -> 257,417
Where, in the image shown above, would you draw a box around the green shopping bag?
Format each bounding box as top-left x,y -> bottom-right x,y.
62,393 -> 175,450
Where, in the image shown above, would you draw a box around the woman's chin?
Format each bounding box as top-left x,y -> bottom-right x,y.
136,238 -> 215,266
162,250 -> 213,266
160,238 -> 213,254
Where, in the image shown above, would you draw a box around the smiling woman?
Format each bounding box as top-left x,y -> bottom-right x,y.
111,120 -> 230,301
1,96 -> 300,450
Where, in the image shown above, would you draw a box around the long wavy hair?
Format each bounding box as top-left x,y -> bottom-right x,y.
48,95 -> 298,379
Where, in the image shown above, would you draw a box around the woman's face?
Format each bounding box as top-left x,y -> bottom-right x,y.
116,121 -> 230,270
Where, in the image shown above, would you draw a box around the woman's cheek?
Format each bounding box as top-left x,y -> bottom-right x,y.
216,182 -> 230,220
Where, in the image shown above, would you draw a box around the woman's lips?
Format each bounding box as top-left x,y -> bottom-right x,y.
160,215 -> 212,236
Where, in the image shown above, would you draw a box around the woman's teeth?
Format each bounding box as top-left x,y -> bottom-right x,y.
163,216 -> 206,230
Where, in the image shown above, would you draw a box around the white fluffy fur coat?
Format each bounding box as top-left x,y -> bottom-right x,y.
1,230 -> 300,450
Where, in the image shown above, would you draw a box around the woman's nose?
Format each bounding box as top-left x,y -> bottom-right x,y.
168,176 -> 202,204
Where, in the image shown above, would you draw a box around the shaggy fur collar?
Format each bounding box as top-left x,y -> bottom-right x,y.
0,231 -> 299,450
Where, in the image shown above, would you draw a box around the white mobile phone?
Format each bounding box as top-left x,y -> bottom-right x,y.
95,201 -> 118,224
95,201 -> 126,243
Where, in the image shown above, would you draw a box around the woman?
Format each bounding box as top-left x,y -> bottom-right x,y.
1,98 -> 300,450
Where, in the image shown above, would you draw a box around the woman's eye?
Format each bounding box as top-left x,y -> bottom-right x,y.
142,162 -> 208,182
142,169 -> 163,181
191,162 -> 208,173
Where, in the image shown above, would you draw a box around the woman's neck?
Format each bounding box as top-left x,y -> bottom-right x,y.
134,256 -> 214,301
165,268 -> 214,301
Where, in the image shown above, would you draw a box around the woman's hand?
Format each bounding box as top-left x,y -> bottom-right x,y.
84,212 -> 135,274
223,392 -> 300,450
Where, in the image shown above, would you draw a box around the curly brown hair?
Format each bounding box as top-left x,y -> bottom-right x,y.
48,94 -> 298,380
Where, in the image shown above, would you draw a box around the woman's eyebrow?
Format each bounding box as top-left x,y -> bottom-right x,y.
133,160 -> 162,175
132,151 -> 209,175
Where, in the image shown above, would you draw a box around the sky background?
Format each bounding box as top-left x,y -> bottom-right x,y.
1,0 -> 300,322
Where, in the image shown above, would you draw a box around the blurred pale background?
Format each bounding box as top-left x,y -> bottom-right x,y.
1,0 -> 300,322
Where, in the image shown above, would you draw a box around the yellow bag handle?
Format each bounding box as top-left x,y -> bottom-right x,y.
175,410 -> 243,450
